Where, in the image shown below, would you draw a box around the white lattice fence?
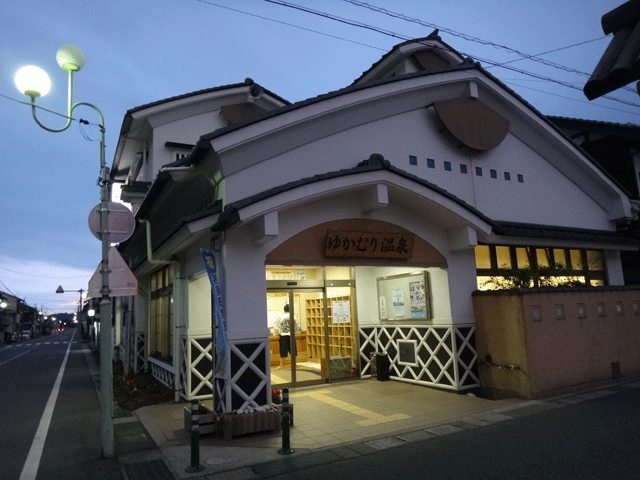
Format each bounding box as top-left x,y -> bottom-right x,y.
358,325 -> 479,391
179,336 -> 213,400
148,356 -> 175,389
134,332 -> 145,373
219,339 -> 270,413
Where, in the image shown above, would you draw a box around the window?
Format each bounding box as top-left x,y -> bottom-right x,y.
474,245 -> 491,269
475,167 -> 483,176
475,244 -> 606,289
427,158 -> 435,168
504,172 -> 511,181
496,246 -> 511,269
409,155 -> 417,166
444,161 -> 452,171
517,174 -> 524,183
149,264 -> 174,361
490,169 -> 497,179
460,164 -> 468,174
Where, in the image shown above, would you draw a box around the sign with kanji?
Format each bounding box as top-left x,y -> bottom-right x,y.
324,230 -> 414,260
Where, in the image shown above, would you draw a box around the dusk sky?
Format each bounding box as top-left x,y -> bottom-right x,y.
1,0 -> 638,313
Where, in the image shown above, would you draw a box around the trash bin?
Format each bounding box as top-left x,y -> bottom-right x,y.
376,353 -> 390,381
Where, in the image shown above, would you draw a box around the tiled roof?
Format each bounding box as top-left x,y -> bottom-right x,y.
118,78 -> 290,136
210,153 -> 493,232
584,0 -> 640,100
547,116 -> 640,135
210,154 -> 636,248
492,221 -> 638,247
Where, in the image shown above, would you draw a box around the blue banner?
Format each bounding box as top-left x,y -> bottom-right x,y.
201,250 -> 228,379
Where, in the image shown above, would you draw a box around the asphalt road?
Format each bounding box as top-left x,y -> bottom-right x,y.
264,385 -> 640,480
0,330 -> 122,480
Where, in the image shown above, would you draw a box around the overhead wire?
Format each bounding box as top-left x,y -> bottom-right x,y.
262,0 -> 640,109
195,0 -> 385,51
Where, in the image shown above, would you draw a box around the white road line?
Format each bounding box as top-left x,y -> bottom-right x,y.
19,331 -> 75,480
0,348 -> 35,367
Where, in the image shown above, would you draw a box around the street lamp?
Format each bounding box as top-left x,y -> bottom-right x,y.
56,286 -> 85,333
16,45 -> 114,457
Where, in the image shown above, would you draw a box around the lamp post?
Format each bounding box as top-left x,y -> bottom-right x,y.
16,45 -> 114,457
56,286 -> 85,335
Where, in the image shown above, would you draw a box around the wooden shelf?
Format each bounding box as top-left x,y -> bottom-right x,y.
305,296 -> 356,375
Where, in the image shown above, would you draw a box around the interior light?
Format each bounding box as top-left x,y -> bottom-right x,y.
15,65 -> 51,98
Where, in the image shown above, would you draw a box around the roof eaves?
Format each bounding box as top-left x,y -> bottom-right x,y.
200,60 -> 479,145
492,220 -> 639,247
210,153 -> 494,233
350,30 -> 464,85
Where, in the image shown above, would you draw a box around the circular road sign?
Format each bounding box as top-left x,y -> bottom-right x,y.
88,201 -> 135,244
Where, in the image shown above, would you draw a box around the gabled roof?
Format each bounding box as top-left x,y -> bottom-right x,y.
210,153 -> 494,232
547,116 -> 640,138
351,30 -> 467,85
208,153 -> 636,249
118,78 -> 290,136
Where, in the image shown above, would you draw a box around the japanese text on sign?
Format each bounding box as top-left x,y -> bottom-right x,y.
324,230 -> 414,259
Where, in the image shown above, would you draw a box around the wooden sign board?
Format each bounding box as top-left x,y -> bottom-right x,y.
324,230 -> 414,260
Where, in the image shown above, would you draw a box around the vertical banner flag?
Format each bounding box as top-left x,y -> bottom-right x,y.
202,250 -> 228,379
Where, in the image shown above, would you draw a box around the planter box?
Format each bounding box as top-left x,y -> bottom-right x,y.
184,405 -> 285,440
183,405 -> 219,435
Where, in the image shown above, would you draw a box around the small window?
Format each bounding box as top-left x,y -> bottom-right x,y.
409,155 -> 417,166
516,247 -> 531,269
536,248 -> 550,268
444,161 -> 452,171
587,250 -> 604,270
569,250 -> 583,270
475,245 -> 491,269
504,172 -> 511,181
496,246 -> 511,269
518,174 -> 524,183
490,169 -> 497,179
427,158 -> 435,168
460,164 -> 468,174
475,167 -> 483,176
553,249 -> 566,268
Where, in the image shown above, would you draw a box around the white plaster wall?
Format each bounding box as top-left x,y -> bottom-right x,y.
150,111 -> 227,180
221,227 -> 271,341
224,108 -> 613,231
187,273 -> 212,336
605,250 -> 624,286
445,248 -> 478,325
471,134 -> 611,228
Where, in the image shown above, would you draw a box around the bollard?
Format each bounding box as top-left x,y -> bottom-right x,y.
278,387 -> 295,455
185,400 -> 206,473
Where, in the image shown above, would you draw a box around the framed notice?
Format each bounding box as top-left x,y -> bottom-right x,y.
409,280 -> 427,319
392,289 -> 405,317
377,271 -> 431,322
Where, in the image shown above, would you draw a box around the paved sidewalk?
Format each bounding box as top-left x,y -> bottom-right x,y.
81,345 -> 640,480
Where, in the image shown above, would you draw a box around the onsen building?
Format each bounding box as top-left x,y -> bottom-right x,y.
110,32 -> 640,411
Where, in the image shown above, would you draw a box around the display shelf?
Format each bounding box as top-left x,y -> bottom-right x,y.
305,296 -> 356,374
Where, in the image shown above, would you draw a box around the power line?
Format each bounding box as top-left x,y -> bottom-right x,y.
340,0 -> 608,78
502,80 -> 640,118
195,0 -> 385,51
0,92 -> 103,129
264,0 -> 640,109
342,0 -> 639,96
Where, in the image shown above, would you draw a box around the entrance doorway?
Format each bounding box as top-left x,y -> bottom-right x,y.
266,266 -> 357,388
